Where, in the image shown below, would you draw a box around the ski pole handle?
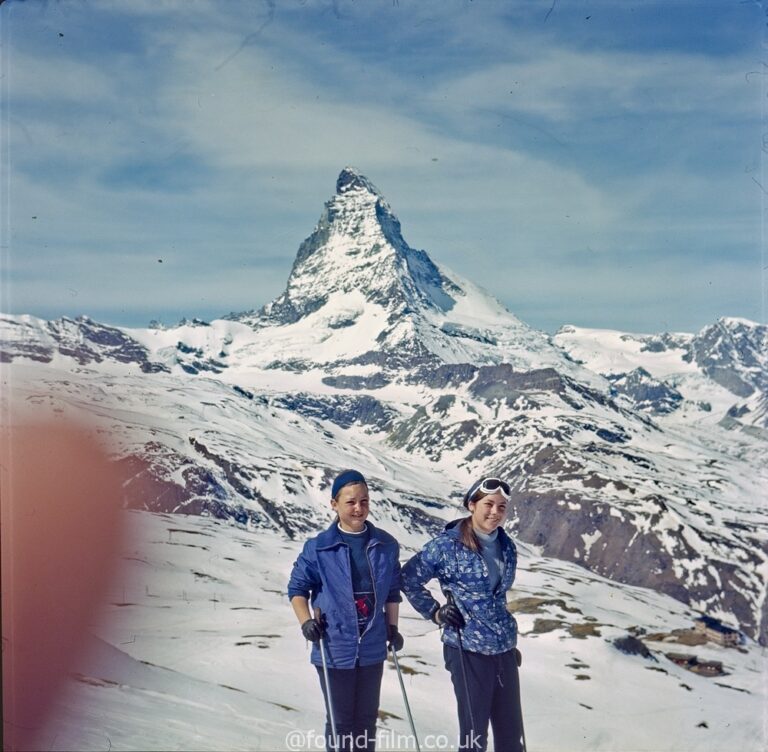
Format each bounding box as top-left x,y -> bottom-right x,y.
438,590 -> 466,630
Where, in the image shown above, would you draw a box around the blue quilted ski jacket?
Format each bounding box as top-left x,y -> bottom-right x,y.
287,520 -> 401,668
402,519 -> 518,655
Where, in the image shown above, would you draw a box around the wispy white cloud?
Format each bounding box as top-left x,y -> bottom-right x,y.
427,49 -> 757,123
9,52 -> 118,106
146,19 -> 622,234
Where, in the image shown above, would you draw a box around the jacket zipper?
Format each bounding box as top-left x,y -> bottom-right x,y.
357,540 -> 379,659
341,543 -> 361,664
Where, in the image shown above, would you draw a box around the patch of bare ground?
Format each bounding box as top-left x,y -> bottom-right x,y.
527,618 -> 603,638
507,596 -> 582,615
569,623 -> 602,639
645,628 -> 707,646
378,709 -> 403,722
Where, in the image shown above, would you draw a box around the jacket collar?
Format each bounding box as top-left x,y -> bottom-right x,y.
316,520 -> 382,550
444,517 -> 514,549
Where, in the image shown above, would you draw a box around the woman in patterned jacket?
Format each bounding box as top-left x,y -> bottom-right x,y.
401,477 -> 524,752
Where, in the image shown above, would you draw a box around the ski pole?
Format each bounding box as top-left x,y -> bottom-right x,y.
517,650 -> 528,752
390,645 -> 421,752
316,609 -> 339,752
445,591 -> 478,751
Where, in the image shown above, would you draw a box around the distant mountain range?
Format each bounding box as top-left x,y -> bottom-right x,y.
2,167 -> 766,644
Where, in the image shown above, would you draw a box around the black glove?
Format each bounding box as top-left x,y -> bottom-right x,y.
515,648 -> 522,667
434,603 -> 465,629
301,618 -> 324,643
387,624 -> 404,652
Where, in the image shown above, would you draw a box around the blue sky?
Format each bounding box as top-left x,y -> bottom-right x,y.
1,0 -> 764,334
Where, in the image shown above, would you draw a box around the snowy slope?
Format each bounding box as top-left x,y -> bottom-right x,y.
5,321 -> 767,649
37,510 -> 768,752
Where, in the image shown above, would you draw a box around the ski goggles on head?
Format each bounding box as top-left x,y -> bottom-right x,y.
463,477 -> 511,507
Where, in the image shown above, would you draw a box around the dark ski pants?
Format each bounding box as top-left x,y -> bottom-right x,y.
444,644 -> 525,752
316,661 -> 384,752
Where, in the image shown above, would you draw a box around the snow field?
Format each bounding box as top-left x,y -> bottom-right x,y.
39,511 -> 767,752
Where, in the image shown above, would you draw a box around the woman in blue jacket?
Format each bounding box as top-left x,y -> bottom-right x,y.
402,477 -> 524,752
288,469 -> 403,752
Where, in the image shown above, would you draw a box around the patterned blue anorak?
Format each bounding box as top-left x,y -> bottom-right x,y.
402,519 -> 518,655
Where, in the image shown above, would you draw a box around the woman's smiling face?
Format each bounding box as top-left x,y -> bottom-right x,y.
469,492 -> 508,534
332,482 -> 370,532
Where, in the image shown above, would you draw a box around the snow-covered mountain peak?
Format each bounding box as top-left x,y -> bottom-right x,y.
225,169 -> 583,375
241,168 -> 461,330
553,317 -> 768,428
335,165 -> 382,196
690,317 -> 767,399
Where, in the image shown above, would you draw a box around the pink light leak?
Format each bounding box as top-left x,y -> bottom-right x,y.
1,420 -> 128,752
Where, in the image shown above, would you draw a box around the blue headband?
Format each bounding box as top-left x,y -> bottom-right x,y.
331,469 -> 367,499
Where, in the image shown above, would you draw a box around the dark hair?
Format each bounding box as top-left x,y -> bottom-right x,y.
459,516 -> 480,553
459,489 -> 488,553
